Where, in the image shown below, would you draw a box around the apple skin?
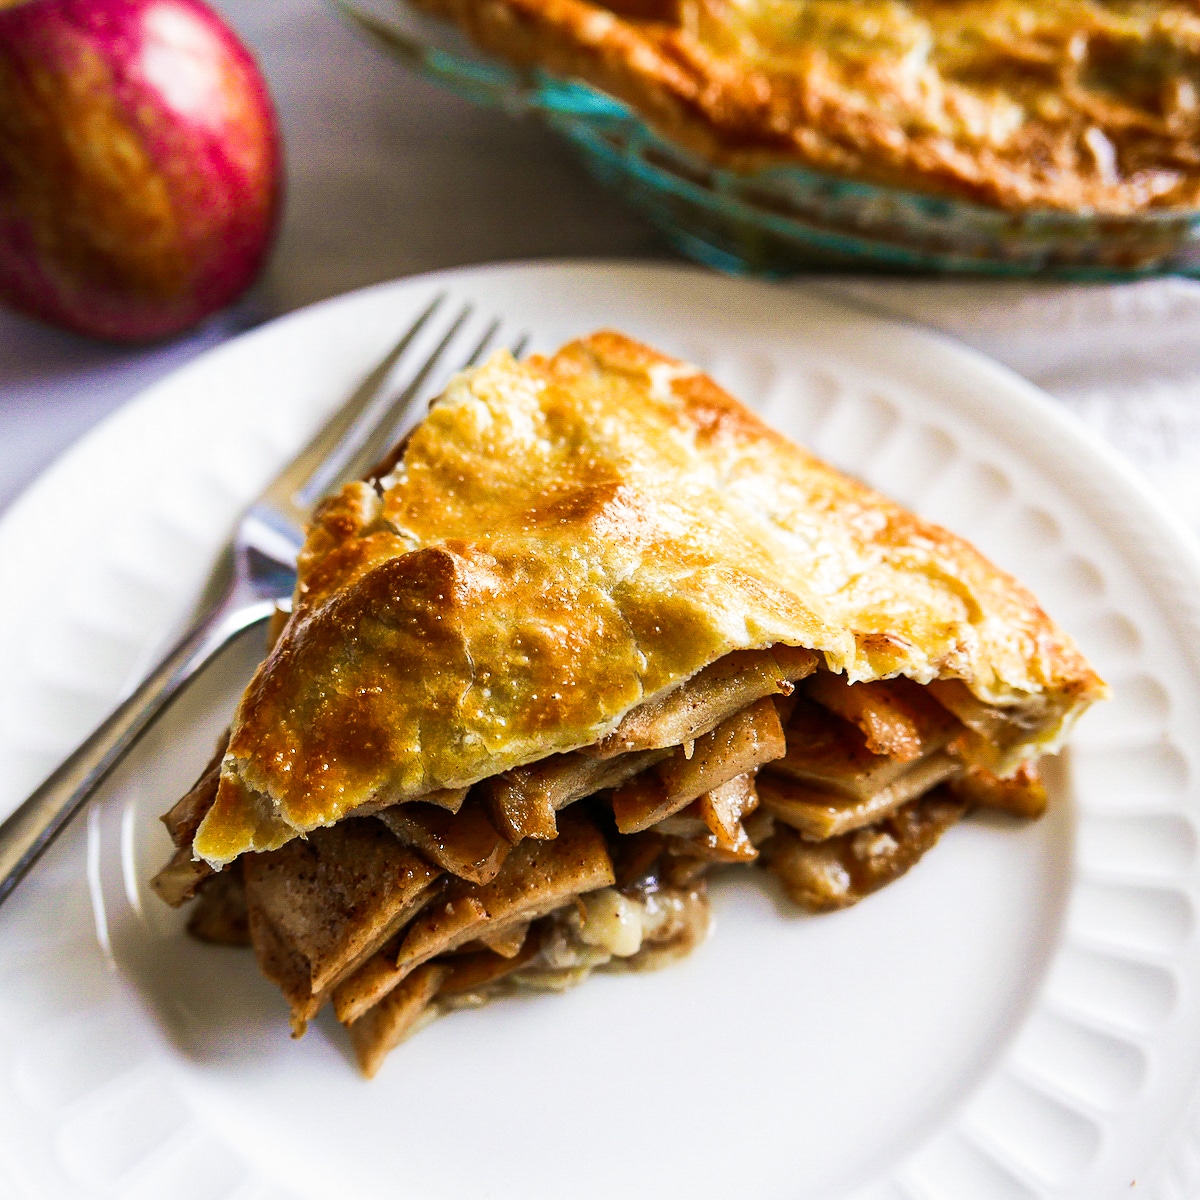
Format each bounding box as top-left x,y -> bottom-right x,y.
0,0 -> 282,342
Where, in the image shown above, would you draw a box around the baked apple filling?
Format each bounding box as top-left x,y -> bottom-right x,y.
155,650 -> 1050,1075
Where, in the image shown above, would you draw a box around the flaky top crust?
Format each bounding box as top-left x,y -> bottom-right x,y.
407,0 -> 1200,214
193,332 -> 1104,866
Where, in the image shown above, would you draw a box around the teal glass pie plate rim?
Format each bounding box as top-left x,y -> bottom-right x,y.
339,0 -> 1200,280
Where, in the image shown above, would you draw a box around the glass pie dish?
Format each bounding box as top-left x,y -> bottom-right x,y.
340,0 -> 1200,279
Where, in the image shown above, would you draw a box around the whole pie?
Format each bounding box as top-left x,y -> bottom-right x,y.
404,0 -> 1200,213
153,331 -> 1106,1076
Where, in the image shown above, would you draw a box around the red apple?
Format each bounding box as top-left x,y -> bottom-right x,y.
0,0 -> 282,342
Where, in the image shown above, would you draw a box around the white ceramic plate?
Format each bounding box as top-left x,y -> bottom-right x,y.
2,262 -> 1200,1200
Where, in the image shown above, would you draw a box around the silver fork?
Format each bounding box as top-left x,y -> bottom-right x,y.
0,296 -> 525,907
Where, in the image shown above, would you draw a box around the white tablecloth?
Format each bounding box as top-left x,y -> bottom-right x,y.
4,0 -> 1200,537
825,276 -> 1200,530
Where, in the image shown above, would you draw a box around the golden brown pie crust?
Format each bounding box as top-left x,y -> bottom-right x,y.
192,331 -> 1105,868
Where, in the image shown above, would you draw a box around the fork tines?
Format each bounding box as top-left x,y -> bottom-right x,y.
296,298 -> 528,506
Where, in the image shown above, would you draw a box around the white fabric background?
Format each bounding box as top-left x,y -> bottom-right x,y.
825,277 -> 1200,529
4,0 -> 1200,538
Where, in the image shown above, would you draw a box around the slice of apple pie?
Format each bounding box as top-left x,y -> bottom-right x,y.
153,330 -> 1105,1076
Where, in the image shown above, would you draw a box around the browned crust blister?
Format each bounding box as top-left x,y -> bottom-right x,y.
407,0 -> 1200,214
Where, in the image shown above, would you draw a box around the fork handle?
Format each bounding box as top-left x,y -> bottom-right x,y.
0,597 -> 275,907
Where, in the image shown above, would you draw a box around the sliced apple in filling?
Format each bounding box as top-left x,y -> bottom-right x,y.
157,652 -> 1064,1074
